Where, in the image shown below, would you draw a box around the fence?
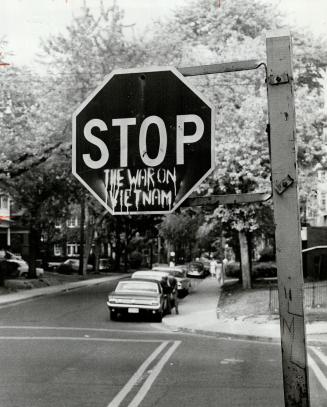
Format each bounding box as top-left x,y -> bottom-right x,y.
269,281 -> 327,313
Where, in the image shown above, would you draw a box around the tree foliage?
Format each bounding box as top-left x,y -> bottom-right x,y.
157,210 -> 204,261
1,0 -> 326,281
33,3 -> 154,271
149,0 -> 327,286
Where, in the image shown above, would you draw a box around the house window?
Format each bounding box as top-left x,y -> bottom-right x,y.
67,217 -> 78,228
54,221 -> 62,229
67,243 -> 79,256
54,244 -> 62,256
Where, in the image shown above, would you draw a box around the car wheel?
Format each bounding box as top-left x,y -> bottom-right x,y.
109,309 -> 118,321
154,311 -> 163,322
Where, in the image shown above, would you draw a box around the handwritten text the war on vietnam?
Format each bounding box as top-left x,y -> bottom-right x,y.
104,167 -> 177,213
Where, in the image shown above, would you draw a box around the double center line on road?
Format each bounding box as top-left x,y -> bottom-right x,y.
0,326 -> 181,407
309,346 -> 327,393
107,340 -> 181,407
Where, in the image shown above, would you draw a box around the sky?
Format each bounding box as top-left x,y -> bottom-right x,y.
1,0 -> 327,68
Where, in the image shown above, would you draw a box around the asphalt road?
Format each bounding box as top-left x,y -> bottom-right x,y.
0,279 -> 326,407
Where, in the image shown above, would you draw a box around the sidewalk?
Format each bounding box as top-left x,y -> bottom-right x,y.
162,277 -> 327,343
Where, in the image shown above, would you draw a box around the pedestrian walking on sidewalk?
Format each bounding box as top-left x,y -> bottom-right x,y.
210,257 -> 218,278
168,275 -> 179,314
216,263 -> 223,288
221,258 -> 228,286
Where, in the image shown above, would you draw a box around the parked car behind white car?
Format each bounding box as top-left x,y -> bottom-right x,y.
132,270 -> 178,314
152,265 -> 191,295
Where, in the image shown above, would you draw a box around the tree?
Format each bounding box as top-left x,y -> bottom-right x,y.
142,0 -> 327,288
0,155 -> 76,276
0,56 -> 76,275
3,1 -> 325,284
157,210 -> 203,262
196,217 -> 224,258
0,65 -> 56,169
40,2 -> 146,127
110,215 -> 162,271
37,3 -> 148,272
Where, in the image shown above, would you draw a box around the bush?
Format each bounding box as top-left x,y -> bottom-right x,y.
224,261 -> 241,278
259,246 -> 275,262
0,260 -> 20,280
224,260 -> 277,280
252,261 -> 277,279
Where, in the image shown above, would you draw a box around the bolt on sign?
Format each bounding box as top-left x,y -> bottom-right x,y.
72,67 -> 215,215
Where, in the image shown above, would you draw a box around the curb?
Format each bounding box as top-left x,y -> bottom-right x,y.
162,322 -> 327,346
162,321 -> 281,343
163,322 -> 327,346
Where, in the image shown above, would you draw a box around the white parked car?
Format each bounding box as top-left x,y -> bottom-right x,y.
56,258 -> 93,274
107,278 -> 166,322
0,251 -> 44,278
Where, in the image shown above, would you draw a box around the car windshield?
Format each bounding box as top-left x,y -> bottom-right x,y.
153,268 -> 185,278
116,281 -> 159,293
133,272 -> 168,280
190,262 -> 202,268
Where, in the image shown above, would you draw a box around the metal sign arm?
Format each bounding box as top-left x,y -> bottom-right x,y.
178,59 -> 262,76
182,192 -> 271,207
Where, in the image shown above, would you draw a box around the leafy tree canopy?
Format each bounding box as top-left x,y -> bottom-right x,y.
146,0 -> 327,236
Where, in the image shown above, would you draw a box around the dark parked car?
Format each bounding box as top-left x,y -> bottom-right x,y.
199,257 -> 211,274
56,258 -> 93,274
187,261 -> 207,278
99,258 -> 112,272
107,278 -> 166,322
152,266 -> 191,295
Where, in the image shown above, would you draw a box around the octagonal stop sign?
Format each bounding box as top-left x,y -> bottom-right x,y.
72,66 -> 215,215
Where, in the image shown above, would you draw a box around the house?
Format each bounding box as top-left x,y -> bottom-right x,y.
49,208 -> 113,262
302,226 -> 327,281
304,164 -> 327,226
300,162 -> 327,280
51,214 -> 81,258
0,191 -> 115,267
0,193 -> 29,257
0,193 -> 11,248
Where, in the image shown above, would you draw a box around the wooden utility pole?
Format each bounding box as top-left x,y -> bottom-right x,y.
266,30 -> 310,406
